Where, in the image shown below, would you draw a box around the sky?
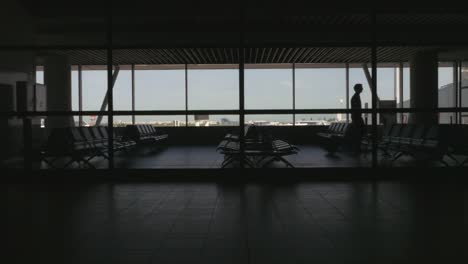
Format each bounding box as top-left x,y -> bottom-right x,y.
35,65 -> 455,124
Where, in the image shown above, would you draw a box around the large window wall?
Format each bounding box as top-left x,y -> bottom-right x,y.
51,62 -> 467,130
4,46 -> 468,171
68,64 -> 240,128
66,63 -> 416,125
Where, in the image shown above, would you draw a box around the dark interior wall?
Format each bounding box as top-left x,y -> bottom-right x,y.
0,0 -> 33,46
0,51 -> 35,160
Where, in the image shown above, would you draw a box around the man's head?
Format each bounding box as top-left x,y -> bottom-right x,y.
354,84 -> 363,94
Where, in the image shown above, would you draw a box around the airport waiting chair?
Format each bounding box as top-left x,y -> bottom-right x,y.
391,125 -> 424,162
316,122 -> 351,153
97,126 -> 137,150
460,126 -> 468,166
373,124 -> 394,156
124,125 -> 169,149
146,125 -> 169,141
259,140 -> 299,168
378,124 -> 402,154
440,125 -> 468,166
417,126 -> 450,166
391,125 -> 450,166
217,125 -> 298,168
70,127 -> 107,165
217,125 -> 260,151
40,128 -> 72,169
388,124 -> 414,151
90,126 -> 133,154
41,127 -> 99,169
79,127 -> 109,159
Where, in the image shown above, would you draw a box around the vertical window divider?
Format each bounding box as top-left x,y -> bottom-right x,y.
107,16 -> 114,170
78,65 -> 83,127
459,61 -> 463,124
185,64 -> 188,127
371,9 -> 378,168
454,61 -> 460,124
132,64 -> 135,125
292,63 -> 296,126
399,62 -> 404,123
239,48 -> 245,169
393,64 -> 397,102
346,63 -> 349,122
238,5 -> 245,169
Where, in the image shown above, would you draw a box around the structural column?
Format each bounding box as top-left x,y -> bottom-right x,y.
44,55 -> 74,132
409,51 -> 438,125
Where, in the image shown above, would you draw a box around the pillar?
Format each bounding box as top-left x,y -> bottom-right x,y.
409,51 -> 438,125
44,55 -> 74,132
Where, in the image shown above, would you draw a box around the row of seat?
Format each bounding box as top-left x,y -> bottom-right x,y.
217,125 -> 299,168
317,122 -> 352,139
316,122 -> 353,153
379,124 -> 467,166
41,126 -> 136,169
445,126 -> 468,166
124,124 -> 168,144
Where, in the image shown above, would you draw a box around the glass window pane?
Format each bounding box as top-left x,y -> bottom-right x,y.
135,66 -> 185,110
245,67 -> 293,109
295,66 -> 345,109
82,67 -> 107,111
71,69 -> 79,111
377,67 -> 395,101
438,65 -> 455,124
403,67 -> 410,105
113,66 -> 132,110
438,65 -> 454,90
462,62 -> 468,124
36,67 -> 44,84
188,66 -> 239,110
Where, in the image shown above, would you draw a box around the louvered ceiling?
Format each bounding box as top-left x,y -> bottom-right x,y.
377,13 -> 468,25
250,14 -> 371,26
42,47 -> 439,65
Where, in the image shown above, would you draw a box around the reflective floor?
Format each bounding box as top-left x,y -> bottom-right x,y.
6,182 -> 468,263
112,145 -> 372,168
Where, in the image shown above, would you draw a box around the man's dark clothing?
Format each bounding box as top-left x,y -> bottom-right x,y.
350,93 -> 365,152
351,93 -> 364,127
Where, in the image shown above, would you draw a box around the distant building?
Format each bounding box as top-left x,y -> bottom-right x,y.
194,115 -> 209,121
402,82 -> 468,124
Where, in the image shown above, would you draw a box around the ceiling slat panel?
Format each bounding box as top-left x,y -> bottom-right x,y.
42,46 -> 450,65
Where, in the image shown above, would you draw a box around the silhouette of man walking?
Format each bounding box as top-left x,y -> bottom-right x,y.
351,84 -> 365,152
